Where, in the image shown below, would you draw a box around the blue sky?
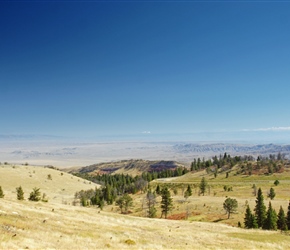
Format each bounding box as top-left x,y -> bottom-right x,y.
1,1 -> 290,141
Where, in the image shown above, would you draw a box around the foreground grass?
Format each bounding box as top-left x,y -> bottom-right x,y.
1,198 -> 290,249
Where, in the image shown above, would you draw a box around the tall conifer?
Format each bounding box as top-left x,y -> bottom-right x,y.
254,188 -> 266,228
277,206 -> 288,231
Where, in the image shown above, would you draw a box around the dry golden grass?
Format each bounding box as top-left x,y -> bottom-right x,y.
2,163 -> 290,249
1,197 -> 290,249
0,164 -> 99,204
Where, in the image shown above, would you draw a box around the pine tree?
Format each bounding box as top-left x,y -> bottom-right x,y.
254,188 -> 266,228
244,205 -> 253,228
268,187 -> 276,200
199,177 -> 207,196
263,202 -> 277,230
160,187 -> 173,219
28,187 -> 41,201
286,201 -> 290,230
16,186 -> 24,200
184,185 -> 192,199
155,184 -> 161,195
0,186 -> 4,198
277,206 -> 288,231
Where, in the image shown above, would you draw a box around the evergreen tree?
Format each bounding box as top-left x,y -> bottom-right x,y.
184,185 -> 192,199
244,205 -> 258,229
28,187 -> 41,201
0,186 -> 4,198
277,206 -> 288,231
286,201 -> 290,230
160,187 -> 173,219
16,186 -> 24,200
155,184 -> 161,195
199,177 -> 207,196
244,205 -> 253,228
254,188 -> 266,228
268,187 -> 276,200
263,202 -> 277,230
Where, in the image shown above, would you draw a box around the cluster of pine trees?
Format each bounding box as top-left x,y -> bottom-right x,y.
190,153 -> 245,171
244,188 -> 289,230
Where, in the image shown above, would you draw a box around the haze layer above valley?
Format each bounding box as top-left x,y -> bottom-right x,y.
1,134 -> 290,168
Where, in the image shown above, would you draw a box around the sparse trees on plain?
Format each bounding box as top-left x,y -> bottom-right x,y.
223,197 -> 238,219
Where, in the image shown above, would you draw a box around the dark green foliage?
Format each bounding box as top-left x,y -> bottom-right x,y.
274,180 -> 280,186
184,185 -> 192,199
160,187 -> 173,219
254,188 -> 266,228
28,187 -> 41,201
199,177 -> 207,196
277,206 -> 288,231
0,186 -> 4,198
116,194 -> 133,214
268,187 -> 275,200
286,201 -> 290,230
223,197 -> 238,219
263,202 -> 277,230
244,205 -> 258,229
16,186 -> 24,200
155,184 -> 161,195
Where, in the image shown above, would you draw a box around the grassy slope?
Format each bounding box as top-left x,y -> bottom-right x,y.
2,164 -> 290,249
149,166 -> 290,227
1,198 -> 290,249
0,164 -> 99,204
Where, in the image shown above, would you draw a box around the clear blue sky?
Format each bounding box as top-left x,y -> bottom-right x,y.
1,1 -> 290,140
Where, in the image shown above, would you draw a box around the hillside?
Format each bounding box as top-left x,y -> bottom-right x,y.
2,163 -> 290,249
2,196 -> 290,249
0,164 -> 99,204
67,159 -> 187,176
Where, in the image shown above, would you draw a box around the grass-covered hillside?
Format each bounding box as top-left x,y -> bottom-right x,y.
2,157 -> 290,249
68,159 -> 187,176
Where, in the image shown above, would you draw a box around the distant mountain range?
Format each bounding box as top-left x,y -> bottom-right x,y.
173,143 -> 290,157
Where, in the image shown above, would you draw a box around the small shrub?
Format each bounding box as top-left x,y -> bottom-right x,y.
0,186 -> 4,198
124,239 -> 136,245
274,180 -> 280,186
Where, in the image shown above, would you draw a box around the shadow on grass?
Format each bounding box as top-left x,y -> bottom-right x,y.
213,218 -> 226,223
